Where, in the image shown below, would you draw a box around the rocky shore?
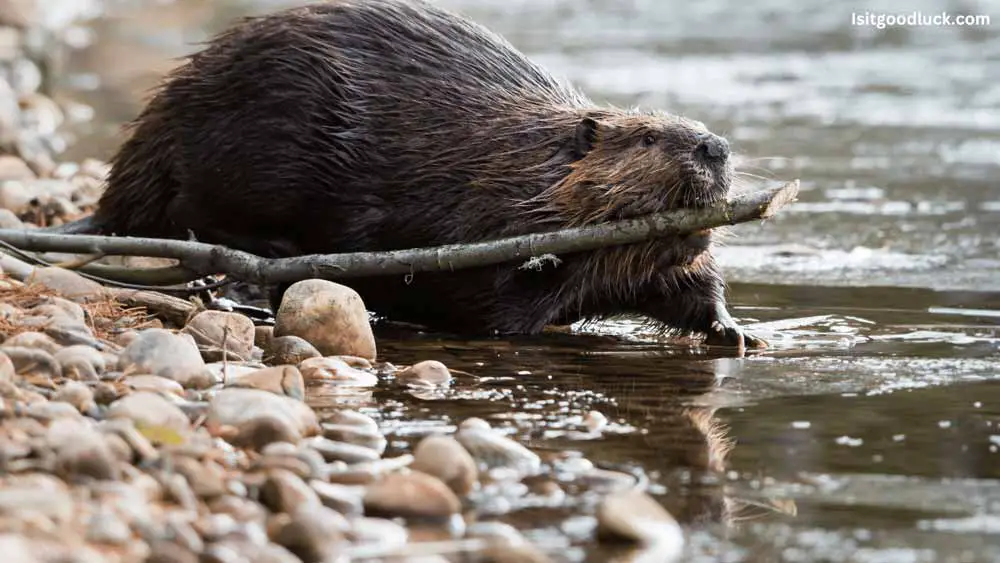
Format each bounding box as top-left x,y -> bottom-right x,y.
0,6 -> 684,563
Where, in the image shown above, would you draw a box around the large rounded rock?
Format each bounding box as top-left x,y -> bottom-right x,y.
397,360 -> 453,387
274,280 -> 376,360
182,310 -> 256,361
118,329 -> 215,389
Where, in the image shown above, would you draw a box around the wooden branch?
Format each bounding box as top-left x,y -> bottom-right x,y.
0,180 -> 798,286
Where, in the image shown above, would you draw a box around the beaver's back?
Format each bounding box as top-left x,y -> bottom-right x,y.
94,0 -> 589,257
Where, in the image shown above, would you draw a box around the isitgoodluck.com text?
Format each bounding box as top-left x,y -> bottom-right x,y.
852,11 -> 991,29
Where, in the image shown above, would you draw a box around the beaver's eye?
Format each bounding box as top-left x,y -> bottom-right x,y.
642,134 -> 657,147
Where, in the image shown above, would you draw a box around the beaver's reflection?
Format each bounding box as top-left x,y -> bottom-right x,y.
554,351 -> 794,527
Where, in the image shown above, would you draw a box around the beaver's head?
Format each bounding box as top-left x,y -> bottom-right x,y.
533,111 -> 734,227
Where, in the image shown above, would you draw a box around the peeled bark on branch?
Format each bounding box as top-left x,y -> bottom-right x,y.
0,180 -> 799,286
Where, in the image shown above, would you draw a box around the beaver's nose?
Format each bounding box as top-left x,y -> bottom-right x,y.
694,133 -> 730,162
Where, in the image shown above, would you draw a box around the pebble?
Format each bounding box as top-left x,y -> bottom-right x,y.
0,155 -> 34,181
118,328 -> 216,389
125,374 -> 186,397
274,279 -> 377,360
48,418 -> 119,481
397,360 -> 453,387
577,468 -> 639,493
307,436 -> 381,464
347,517 -> 409,548
24,267 -> 106,302
297,356 -> 378,386
107,391 -> 192,436
0,179 -> 31,214
260,469 -> 321,514
207,388 -> 320,442
254,325 -> 274,348
468,522 -> 553,563
182,310 -> 256,361
320,423 -> 387,454
309,480 -> 364,517
272,504 -> 348,562
456,419 -> 542,476
205,361 -> 261,384
584,410 -> 608,433
232,415 -> 302,452
325,409 -> 379,432
37,296 -> 87,324
596,490 -> 684,559
264,335 -> 321,365
4,331 -> 62,354
52,380 -> 97,414
227,365 -> 305,400
0,345 -> 61,379
100,418 -> 160,464
0,350 -> 14,383
208,495 -> 268,525
363,471 -> 461,520
28,401 -> 84,423
174,456 -> 228,499
0,477 -> 74,523
411,434 -> 478,496
0,207 -> 22,228
85,505 -> 132,544
54,345 -> 106,379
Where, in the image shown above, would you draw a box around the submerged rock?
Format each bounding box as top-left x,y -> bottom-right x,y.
396,360 -> 453,387
297,356 -> 378,386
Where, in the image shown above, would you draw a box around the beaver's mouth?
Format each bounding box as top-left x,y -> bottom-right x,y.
683,229 -> 713,251
684,177 -> 730,209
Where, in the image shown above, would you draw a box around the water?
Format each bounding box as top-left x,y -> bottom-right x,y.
55,0 -> 1000,560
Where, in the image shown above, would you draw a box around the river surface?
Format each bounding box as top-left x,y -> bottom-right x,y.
53,0 -> 1000,561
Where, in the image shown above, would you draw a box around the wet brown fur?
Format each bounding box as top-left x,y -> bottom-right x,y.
84,0 -> 762,344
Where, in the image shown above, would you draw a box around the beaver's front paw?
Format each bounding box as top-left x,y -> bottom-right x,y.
703,305 -> 768,354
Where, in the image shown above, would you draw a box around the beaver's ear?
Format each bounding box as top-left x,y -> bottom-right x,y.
573,116 -> 598,159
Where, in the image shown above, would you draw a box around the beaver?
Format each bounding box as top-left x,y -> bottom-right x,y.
68,0 -> 766,350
